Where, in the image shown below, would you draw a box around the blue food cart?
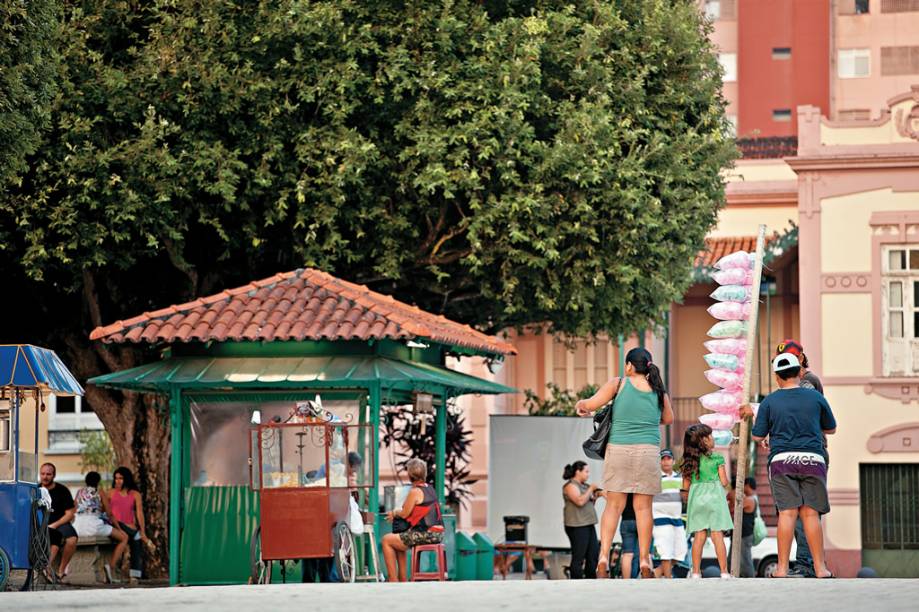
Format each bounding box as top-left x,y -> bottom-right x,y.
0,344 -> 84,591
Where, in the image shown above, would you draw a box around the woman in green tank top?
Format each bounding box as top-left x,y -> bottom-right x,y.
575,348 -> 674,579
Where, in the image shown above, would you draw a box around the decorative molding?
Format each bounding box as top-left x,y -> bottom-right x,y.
893,86 -> 919,142
821,272 -> 870,293
866,422 -> 919,453
863,383 -> 919,404
786,152 -> 919,172
827,488 -> 859,506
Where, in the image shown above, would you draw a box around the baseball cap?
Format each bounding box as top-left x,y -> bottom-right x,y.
775,339 -> 804,357
772,352 -> 801,372
660,449 -> 674,459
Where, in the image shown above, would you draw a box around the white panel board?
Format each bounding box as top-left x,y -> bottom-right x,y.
488,415 -> 608,549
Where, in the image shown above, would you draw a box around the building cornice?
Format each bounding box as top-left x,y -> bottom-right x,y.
786,152 -> 919,172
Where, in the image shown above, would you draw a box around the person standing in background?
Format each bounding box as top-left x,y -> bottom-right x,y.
618,493 -> 639,579
727,477 -> 758,577
652,450 -> 687,578
562,461 -> 601,579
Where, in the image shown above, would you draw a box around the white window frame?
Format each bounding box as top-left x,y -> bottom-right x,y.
47,394 -> 104,453
838,48 -> 871,78
719,53 -> 738,82
704,0 -> 721,20
881,246 -> 919,376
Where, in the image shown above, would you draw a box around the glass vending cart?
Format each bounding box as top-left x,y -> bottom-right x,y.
248,399 -> 372,584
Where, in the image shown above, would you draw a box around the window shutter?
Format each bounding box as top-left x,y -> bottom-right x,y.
881,46 -> 919,76
839,109 -> 871,121
881,0 -> 919,13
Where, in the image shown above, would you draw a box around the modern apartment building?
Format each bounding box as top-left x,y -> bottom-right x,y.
705,0 -> 919,135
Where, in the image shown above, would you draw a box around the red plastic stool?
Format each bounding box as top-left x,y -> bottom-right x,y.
410,543 -> 447,581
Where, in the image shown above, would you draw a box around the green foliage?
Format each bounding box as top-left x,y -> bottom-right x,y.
524,382 -> 599,416
79,429 -> 116,474
1,0 -> 735,339
0,0 -> 59,186
380,404 -> 476,508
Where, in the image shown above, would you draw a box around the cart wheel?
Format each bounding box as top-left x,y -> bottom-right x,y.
250,525 -> 272,585
333,522 -> 355,583
0,547 -> 10,592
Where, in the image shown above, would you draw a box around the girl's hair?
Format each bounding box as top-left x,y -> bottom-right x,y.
406,458 -> 427,482
680,424 -> 714,481
563,461 -> 588,480
113,466 -> 137,492
85,471 -> 101,488
625,347 -> 667,409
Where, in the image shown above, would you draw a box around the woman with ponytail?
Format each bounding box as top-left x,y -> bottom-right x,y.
562,461 -> 601,579
575,347 -> 673,578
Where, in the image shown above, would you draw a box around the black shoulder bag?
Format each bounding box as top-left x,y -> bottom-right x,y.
582,377 -> 624,460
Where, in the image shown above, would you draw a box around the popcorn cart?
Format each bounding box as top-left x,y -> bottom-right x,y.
0,345 -> 84,591
248,399 -> 372,584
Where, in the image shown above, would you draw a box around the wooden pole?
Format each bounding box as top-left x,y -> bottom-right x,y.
730,224 -> 767,577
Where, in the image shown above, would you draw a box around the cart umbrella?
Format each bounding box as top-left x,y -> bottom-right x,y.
0,344 -> 84,396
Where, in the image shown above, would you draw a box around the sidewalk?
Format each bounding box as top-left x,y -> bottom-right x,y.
3,578 -> 918,611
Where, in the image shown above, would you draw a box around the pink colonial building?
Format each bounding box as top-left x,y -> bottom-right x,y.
455,85 -> 919,578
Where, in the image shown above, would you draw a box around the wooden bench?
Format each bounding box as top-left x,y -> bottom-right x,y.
66,535 -> 115,585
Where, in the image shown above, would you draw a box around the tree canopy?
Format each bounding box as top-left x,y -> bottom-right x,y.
0,0 -> 58,186
3,0 -> 735,341
0,0 -> 735,578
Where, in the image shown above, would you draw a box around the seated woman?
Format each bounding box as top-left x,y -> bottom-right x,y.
73,471 -> 129,583
381,459 -> 444,582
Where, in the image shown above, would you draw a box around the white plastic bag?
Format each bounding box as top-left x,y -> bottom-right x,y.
349,496 -> 364,535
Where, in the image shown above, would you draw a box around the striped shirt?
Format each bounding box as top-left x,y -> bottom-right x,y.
652,471 -> 683,520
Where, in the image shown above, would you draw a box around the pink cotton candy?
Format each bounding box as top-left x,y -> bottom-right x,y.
699,390 -> 744,414
712,269 -> 753,286
704,339 -> 748,356
704,368 -> 743,390
699,413 -> 736,430
714,251 -> 754,271
707,302 -> 752,321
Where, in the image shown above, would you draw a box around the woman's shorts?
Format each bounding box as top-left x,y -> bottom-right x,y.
74,514 -> 113,538
399,529 -> 444,547
603,444 -> 662,495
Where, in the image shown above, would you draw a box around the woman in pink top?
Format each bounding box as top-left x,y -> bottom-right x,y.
107,466 -> 151,582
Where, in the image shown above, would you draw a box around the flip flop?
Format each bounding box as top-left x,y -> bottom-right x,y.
817,572 -> 836,579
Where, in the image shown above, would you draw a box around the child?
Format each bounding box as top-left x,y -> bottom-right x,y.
681,424 -> 733,579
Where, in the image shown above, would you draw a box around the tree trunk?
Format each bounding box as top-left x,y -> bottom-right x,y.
64,335 -> 171,579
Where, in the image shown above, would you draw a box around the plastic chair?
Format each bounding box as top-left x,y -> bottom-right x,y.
410,543 -> 447,581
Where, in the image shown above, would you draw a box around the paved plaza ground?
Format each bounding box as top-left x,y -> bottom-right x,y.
4,579 -> 919,611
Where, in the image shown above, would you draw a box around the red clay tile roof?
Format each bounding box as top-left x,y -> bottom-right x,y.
696,234 -> 784,268
89,268 -> 516,356
696,236 -> 758,267
736,136 -> 798,160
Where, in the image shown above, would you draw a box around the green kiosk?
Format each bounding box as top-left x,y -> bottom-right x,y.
88,268 -> 515,585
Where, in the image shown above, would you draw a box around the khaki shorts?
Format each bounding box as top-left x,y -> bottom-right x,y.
602,444 -> 662,495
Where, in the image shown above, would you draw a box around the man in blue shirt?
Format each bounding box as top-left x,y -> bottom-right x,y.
750,352 -> 837,579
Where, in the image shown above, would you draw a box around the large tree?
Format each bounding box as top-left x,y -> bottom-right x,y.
0,0 -> 58,186
0,0 -> 735,576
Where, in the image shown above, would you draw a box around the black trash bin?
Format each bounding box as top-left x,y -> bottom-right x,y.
503,515 -> 529,543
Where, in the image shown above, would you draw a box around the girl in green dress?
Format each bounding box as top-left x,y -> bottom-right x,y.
681,424 -> 733,579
